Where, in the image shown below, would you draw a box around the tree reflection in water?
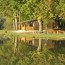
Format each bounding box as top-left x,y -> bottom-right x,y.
0,37 -> 65,65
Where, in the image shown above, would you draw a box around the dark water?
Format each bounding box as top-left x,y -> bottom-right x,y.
0,36 -> 65,65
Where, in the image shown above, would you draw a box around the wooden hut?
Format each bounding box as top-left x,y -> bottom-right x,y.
14,19 -> 39,31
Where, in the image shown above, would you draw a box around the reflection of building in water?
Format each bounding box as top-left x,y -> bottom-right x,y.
16,38 -> 54,49
52,40 -> 65,49
14,37 -> 65,51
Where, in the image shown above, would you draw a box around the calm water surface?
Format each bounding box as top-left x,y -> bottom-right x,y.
0,36 -> 65,65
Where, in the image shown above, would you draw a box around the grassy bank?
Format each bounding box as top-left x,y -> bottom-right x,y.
0,30 -> 65,39
13,33 -> 65,39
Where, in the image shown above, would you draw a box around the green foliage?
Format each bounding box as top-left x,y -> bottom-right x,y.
0,18 -> 5,29
0,0 -> 65,29
0,36 -> 65,65
3,17 -> 13,30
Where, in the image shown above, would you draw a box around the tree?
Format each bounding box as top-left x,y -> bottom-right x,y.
0,0 -> 22,30
0,17 -> 5,29
21,0 -> 44,32
0,0 -> 65,30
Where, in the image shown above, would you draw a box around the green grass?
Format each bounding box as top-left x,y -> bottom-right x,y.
0,30 -> 65,39
13,33 -> 65,39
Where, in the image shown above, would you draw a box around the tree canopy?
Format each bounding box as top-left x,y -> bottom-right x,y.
0,0 -> 65,29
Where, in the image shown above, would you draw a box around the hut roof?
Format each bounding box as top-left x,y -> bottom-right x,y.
18,19 -> 37,24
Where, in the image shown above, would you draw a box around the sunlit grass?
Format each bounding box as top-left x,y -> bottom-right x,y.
0,30 -> 65,39
14,33 -> 65,39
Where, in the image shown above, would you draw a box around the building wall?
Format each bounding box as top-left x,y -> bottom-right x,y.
22,26 -> 34,30
17,21 -> 39,30
33,21 -> 39,30
47,21 -> 54,29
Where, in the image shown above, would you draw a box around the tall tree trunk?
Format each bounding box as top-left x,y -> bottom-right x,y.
38,20 -> 43,33
19,12 -> 20,30
15,15 -> 18,30
13,19 -> 15,30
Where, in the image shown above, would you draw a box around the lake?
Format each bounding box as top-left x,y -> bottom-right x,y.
0,36 -> 65,65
